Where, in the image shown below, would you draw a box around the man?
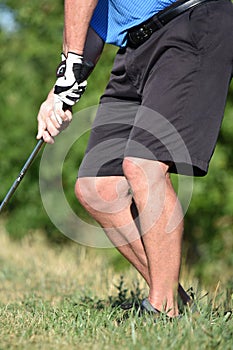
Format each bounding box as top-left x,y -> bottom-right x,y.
37,0 -> 233,318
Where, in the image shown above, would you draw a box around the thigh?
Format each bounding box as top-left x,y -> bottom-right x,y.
78,101 -> 139,177
125,0 -> 233,176
78,47 -> 142,178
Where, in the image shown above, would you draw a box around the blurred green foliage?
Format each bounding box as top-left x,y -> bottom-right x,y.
0,0 -> 116,241
0,1 -> 232,282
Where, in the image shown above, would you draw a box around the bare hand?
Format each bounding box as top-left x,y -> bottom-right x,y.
36,91 -> 72,144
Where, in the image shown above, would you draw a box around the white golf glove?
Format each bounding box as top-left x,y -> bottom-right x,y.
54,52 -> 87,106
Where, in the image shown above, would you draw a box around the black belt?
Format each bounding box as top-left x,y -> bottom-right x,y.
127,0 -> 221,48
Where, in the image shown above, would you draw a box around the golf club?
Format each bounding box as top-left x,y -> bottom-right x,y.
0,138 -> 44,213
0,64 -> 94,214
0,46 -> 97,214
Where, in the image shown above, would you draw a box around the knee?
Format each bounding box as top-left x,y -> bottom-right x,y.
122,157 -> 169,207
75,178 -> 91,209
75,177 -> 104,213
75,176 -> 131,214
122,157 -> 141,184
122,157 -> 168,188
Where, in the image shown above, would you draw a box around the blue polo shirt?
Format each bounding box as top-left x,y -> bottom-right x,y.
90,0 -> 176,47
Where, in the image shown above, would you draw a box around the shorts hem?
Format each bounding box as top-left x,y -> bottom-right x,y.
124,152 -> 209,176
78,155 -> 209,178
78,166 -> 124,178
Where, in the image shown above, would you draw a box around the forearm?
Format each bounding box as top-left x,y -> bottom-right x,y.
63,0 -> 98,55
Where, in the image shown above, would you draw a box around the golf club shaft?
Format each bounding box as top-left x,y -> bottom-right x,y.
0,104 -> 69,214
0,138 -> 44,213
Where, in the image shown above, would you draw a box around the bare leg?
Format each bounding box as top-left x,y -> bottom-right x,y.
76,176 -> 150,283
75,175 -> 190,311
131,200 -> 190,306
123,157 -> 184,316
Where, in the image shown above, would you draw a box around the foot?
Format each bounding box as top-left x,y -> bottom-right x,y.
141,298 -> 181,320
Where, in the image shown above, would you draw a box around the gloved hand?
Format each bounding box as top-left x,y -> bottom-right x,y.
54,52 -> 87,106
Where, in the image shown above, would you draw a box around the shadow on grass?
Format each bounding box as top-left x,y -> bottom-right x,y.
74,276 -> 233,324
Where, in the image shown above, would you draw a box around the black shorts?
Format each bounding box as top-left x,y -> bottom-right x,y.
78,0 -> 233,178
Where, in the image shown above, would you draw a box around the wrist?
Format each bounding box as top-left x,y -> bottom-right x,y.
67,51 -> 83,59
63,45 -> 83,57
66,52 -> 83,66
48,88 -> 55,99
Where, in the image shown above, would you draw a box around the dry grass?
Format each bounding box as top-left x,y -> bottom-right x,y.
0,223 -> 148,305
0,223 -> 232,350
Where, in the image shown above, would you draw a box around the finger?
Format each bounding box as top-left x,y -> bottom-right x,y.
37,118 -> 46,140
42,130 -> 55,144
65,109 -> 72,122
49,111 -> 63,129
46,116 -> 61,137
53,98 -> 73,123
54,105 -> 73,124
53,98 -> 64,124
37,119 -> 55,144
54,113 -> 63,125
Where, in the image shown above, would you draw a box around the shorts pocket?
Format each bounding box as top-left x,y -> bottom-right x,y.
187,4 -> 213,52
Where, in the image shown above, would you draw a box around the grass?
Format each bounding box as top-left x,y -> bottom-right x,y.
0,225 -> 232,350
